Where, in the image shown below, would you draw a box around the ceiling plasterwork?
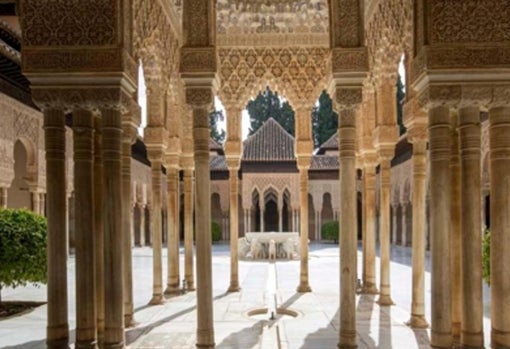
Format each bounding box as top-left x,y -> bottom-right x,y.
216,0 -> 330,47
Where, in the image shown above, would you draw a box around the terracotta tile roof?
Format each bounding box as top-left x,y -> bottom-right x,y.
320,131 -> 338,149
210,155 -> 227,171
310,155 -> 339,170
243,118 -> 295,161
209,138 -> 223,151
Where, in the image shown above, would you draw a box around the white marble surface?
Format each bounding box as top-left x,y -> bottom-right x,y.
0,243 -> 492,348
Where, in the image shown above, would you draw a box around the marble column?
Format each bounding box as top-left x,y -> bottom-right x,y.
401,204 -> 407,247
149,156 -> 164,305
228,166 -> 240,292
93,116 -> 105,344
121,126 -> 135,326
0,187 -> 7,208
450,112 -> 462,341
260,203 -> 265,232
377,156 -> 394,306
247,208 -> 252,233
429,106 -> 453,348
165,166 -> 180,296
183,169 -> 195,291
459,106 -> 484,347
191,104 -> 215,348
72,109 -> 97,349
361,158 -> 378,294
338,108 -> 358,348
408,140 -> 429,328
297,166 -> 312,292
139,204 -> 146,247
278,207 -> 283,232
44,108 -> 70,349
101,108 -> 125,349
40,193 -> 46,216
489,105 -> 510,348
391,204 -> 397,245
31,190 -> 41,214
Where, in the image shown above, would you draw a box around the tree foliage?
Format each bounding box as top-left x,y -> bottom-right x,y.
211,221 -> 222,242
0,208 -> 47,301
246,87 -> 295,136
312,91 -> 338,148
482,228 -> 491,285
209,108 -> 226,144
396,73 -> 406,135
321,220 -> 339,243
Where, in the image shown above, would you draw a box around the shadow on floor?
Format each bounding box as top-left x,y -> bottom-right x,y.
126,291 -> 231,345
216,320 -> 265,349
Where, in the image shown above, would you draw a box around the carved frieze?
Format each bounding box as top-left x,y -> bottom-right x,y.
429,1 -> 510,44
20,0 -> 117,47
218,47 -> 329,106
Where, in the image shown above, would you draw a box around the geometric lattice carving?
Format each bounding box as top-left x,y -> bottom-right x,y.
219,47 -> 330,107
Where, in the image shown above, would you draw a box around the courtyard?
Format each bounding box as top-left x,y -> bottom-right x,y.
0,244 -> 492,349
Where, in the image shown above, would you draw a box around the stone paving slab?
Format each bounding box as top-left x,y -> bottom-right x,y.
0,244 -> 492,348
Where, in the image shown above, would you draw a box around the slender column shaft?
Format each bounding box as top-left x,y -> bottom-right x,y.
490,106 -> 510,348
32,191 -> 40,214
377,158 -> 394,306
73,109 -> 97,349
41,193 -> 46,216
278,208 -> 283,232
140,205 -> 145,247
338,109 -> 358,348
458,106 -> 484,347
93,117 -> 105,344
429,106 -> 453,348
391,205 -> 397,244
183,169 -> 195,290
193,106 -> 215,348
165,167 -> 180,295
362,164 -> 377,294
149,160 -> 164,305
260,206 -> 265,232
297,168 -> 312,292
450,113 -> 462,341
401,205 -> 407,246
228,168 -> 240,292
121,139 -> 135,325
0,187 -> 7,208
44,109 -> 70,349
101,109 -> 125,349
409,141 -> 429,328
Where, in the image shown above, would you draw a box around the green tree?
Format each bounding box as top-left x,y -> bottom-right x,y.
396,73 -> 406,135
246,87 -> 295,136
312,91 -> 338,148
321,220 -> 339,243
209,108 -> 226,144
482,228 -> 491,285
0,208 -> 47,302
211,221 -> 222,243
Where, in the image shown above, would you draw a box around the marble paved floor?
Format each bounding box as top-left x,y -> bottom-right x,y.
0,243 -> 492,349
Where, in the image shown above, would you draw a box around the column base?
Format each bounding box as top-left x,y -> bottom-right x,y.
376,294 -> 394,306
406,314 -> 429,329
492,329 -> 510,349
196,344 -> 215,349
186,278 -> 195,291
337,344 -> 357,349
103,341 -> 125,349
46,338 -> 70,349
164,285 -> 181,296
75,340 -> 98,349
124,314 -> 138,328
431,330 -> 453,348
461,330 -> 484,348
360,283 -> 378,295
227,284 -> 240,293
297,283 -> 312,293
148,294 -> 165,305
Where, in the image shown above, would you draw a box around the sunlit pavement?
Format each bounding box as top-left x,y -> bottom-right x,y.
0,243 -> 491,348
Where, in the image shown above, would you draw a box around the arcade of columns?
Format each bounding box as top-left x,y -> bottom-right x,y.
16,0 -> 510,348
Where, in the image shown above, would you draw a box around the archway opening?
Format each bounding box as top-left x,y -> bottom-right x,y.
8,139 -> 32,209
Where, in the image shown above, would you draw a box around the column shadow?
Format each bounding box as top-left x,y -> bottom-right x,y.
215,320 -> 265,349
